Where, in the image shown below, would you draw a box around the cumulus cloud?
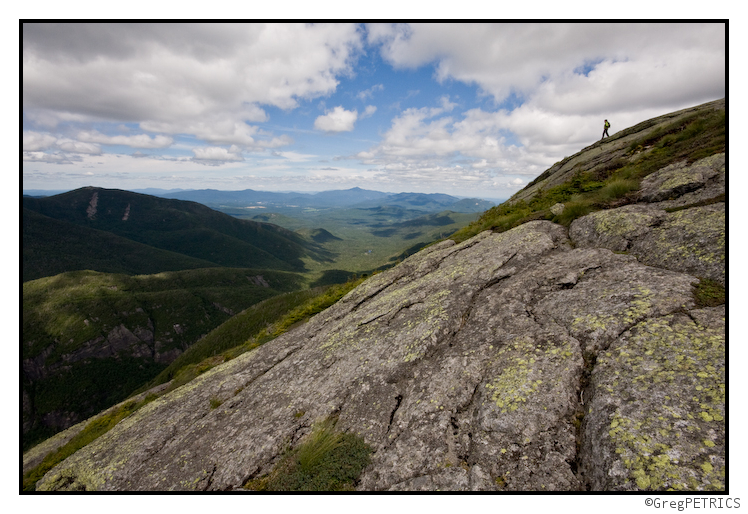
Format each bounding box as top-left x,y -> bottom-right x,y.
362,105 -> 377,118
23,23 -> 362,149
314,106 -> 359,132
22,23 -> 725,198
356,23 -> 725,187
23,151 -> 83,164
55,140 -> 102,154
369,23 -> 725,110
192,145 -> 244,165
24,23 -> 362,116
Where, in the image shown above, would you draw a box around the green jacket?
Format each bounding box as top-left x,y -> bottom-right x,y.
604,121 -> 610,129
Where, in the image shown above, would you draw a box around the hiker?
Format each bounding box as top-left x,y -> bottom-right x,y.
601,119 -> 610,140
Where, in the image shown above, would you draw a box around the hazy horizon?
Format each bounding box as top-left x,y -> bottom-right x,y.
21,185 -> 507,203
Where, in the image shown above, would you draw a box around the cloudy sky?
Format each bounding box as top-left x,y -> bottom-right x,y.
22,22 -> 725,199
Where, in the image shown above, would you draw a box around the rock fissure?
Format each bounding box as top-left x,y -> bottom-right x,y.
202,464 -> 217,491
359,299 -> 423,327
460,271 -> 516,331
235,343 -> 305,393
387,395 -> 403,434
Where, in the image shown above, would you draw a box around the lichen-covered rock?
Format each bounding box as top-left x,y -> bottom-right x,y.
581,306 -> 725,491
569,205 -> 667,253
35,218 -> 724,492
569,203 -> 725,285
639,154 -> 725,204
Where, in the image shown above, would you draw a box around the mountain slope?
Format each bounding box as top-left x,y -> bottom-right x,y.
23,208 -> 220,282
23,187 -> 331,274
22,267 -> 305,450
27,98 -> 725,492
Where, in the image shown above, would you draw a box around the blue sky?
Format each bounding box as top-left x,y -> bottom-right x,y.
22,23 -> 726,199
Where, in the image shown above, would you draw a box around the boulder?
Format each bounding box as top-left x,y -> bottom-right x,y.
569,204 -> 724,285
639,153 -> 725,205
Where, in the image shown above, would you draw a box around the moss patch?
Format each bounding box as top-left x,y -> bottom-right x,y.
693,279 -> 725,308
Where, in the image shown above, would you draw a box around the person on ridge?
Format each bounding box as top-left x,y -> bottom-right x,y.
601,119 -> 610,140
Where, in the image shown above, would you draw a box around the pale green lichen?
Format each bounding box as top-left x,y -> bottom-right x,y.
653,207 -> 725,268
598,313 -> 724,491
485,337 -> 575,414
657,166 -> 702,192
401,290 -> 451,362
592,210 -> 657,237
572,285 -> 655,334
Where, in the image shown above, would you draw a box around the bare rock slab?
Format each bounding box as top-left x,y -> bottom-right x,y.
36,219 -> 724,492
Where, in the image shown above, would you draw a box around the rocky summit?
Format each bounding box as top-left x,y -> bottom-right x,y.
29,101 -> 725,492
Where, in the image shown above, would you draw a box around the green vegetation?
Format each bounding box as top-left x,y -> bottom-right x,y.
23,357 -> 165,452
451,107 -> 725,244
244,417 -> 371,491
693,278 -> 726,308
24,276 -> 369,488
22,394 -> 157,491
23,268 -> 304,363
23,267 -> 305,450
23,208 -> 221,282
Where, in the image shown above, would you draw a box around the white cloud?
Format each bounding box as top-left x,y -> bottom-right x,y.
357,83 -> 384,100
355,23 -> 726,189
192,145 -> 244,164
23,23 -> 362,145
21,22 -> 726,198
272,151 -> 319,162
314,106 -> 359,132
23,131 -> 57,151
23,151 -> 87,164
370,23 -> 725,109
76,130 -> 173,148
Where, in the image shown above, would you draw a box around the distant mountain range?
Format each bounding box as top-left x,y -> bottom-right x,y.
24,186 -> 497,213
156,187 -> 496,213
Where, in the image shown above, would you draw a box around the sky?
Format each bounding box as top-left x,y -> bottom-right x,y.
22,22 -> 726,199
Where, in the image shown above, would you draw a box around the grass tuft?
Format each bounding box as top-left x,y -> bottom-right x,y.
245,417 -> 371,491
